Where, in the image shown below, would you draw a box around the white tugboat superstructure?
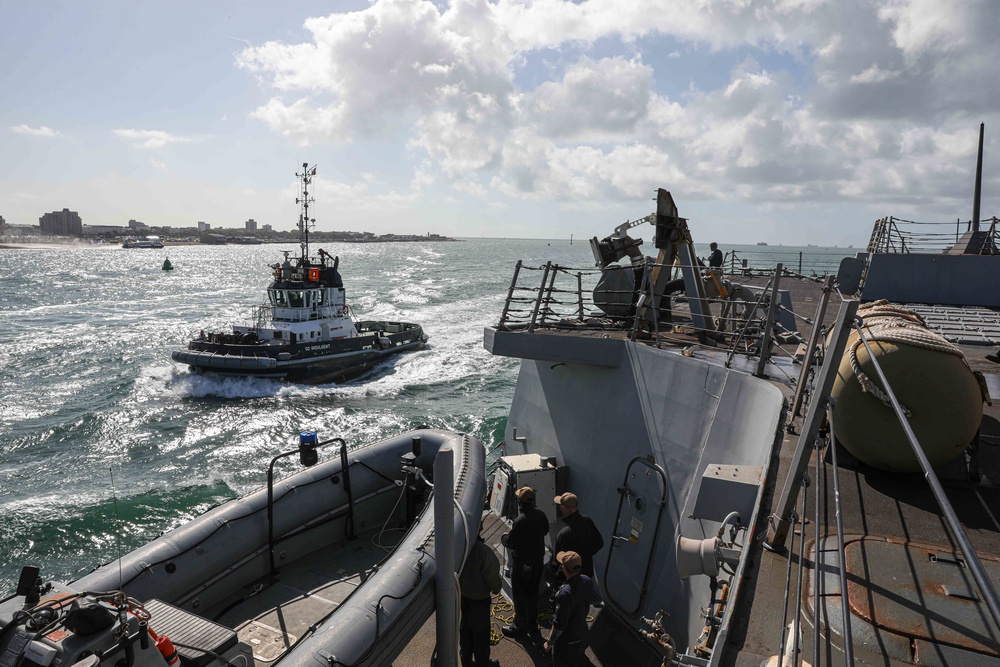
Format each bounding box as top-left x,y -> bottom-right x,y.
172,163 -> 427,383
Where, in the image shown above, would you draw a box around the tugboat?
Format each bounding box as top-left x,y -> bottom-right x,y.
171,163 -> 428,384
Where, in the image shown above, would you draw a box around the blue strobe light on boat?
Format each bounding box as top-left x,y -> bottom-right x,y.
299,431 -> 319,467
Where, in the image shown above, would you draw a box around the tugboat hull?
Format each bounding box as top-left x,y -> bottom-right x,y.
173,321 -> 428,384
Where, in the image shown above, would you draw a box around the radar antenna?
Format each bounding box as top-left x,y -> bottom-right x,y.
295,163 -> 318,260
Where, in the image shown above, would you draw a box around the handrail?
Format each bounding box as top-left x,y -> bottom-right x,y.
787,275 -> 835,422
867,215 -> 1000,254
827,401 -> 856,667
853,321 -> 1000,631
495,259 -> 803,369
766,298 -> 859,551
755,263 -> 782,377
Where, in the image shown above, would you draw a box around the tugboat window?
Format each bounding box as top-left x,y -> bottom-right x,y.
274,291 -> 287,307
315,289 -> 325,305
289,291 -> 304,308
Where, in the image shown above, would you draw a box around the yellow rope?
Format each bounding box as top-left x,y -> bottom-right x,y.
485,593 -> 595,645
489,593 -> 514,645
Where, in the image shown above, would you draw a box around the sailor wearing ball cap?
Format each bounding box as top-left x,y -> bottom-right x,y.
552,492 -> 604,578
544,550 -> 593,666
500,486 -> 549,641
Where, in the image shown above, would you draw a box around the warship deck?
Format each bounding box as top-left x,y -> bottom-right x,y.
724,278 -> 1000,666
396,511 -> 656,667
405,274 -> 1000,666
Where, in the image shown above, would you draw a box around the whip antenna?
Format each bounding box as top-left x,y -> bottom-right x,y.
110,467 -> 124,592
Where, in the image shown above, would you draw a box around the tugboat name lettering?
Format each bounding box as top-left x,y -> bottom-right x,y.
306,343 -> 333,353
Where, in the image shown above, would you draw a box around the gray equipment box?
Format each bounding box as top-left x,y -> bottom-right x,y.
490,453 -> 559,523
691,464 -> 764,524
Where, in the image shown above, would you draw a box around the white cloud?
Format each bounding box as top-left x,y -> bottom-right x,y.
528,57 -> 652,140
150,158 -> 168,172
11,125 -> 62,138
877,0 -> 971,59
848,64 -> 898,84
113,129 -> 192,149
234,0 -> 1000,218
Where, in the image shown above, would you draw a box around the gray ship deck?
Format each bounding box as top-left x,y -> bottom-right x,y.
403,274 -> 1000,666
723,279 -> 1000,666
395,511 -> 659,667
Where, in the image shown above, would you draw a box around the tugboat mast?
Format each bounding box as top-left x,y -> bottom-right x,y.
296,163 -> 317,260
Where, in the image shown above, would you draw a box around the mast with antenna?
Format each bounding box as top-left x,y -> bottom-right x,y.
972,122 -> 984,233
295,163 -> 317,259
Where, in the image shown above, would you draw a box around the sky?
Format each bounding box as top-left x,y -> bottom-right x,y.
2,0 -> 999,246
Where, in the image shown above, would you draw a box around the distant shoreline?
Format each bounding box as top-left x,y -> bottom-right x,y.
0,243 -> 91,250
0,238 -> 463,250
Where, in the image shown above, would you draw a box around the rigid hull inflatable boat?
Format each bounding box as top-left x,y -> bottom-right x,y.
0,429 -> 486,667
171,164 -> 427,384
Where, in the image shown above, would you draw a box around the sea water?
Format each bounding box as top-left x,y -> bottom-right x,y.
0,239 -> 855,590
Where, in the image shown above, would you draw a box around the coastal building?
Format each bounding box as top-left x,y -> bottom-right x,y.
84,225 -> 128,237
3,224 -> 35,237
39,208 -> 82,235
198,221 -> 210,231
128,219 -> 148,230
201,233 -> 227,245
262,223 -> 273,232
245,218 -> 257,231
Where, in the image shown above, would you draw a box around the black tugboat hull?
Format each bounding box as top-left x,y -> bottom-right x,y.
171,321 -> 427,384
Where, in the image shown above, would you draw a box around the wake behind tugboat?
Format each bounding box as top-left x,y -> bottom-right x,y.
171,164 -> 427,384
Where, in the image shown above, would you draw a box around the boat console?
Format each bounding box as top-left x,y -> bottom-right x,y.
0,581 -> 253,667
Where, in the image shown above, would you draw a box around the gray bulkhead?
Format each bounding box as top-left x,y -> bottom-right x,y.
490,330 -> 783,654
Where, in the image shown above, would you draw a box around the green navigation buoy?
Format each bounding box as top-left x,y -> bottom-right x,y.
162,257 -> 174,271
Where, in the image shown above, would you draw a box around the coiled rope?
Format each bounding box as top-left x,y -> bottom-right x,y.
848,300 -> 979,414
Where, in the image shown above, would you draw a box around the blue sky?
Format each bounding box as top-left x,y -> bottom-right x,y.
3,0 -> 999,246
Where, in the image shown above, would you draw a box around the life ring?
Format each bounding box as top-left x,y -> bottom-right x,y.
343,304 -> 349,315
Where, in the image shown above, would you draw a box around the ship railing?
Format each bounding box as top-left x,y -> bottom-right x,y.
867,215 -> 1000,254
250,305 -> 269,330
765,297 -> 1000,666
497,259 -> 822,384
497,260 -> 608,332
245,305 -> 322,324
725,248 -> 849,279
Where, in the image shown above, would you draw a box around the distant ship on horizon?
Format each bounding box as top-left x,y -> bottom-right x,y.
756,241 -> 768,246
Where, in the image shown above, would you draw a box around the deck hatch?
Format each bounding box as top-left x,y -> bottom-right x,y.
843,538 -> 1000,656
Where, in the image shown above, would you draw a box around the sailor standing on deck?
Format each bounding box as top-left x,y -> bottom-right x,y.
500,486 -> 549,642
544,551 -> 593,667
459,530 -> 502,667
552,493 -> 604,579
708,242 -> 724,270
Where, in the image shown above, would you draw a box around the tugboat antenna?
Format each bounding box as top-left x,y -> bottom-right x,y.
296,163 -> 317,259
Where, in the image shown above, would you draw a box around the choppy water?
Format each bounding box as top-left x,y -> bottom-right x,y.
0,239 -> 854,591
